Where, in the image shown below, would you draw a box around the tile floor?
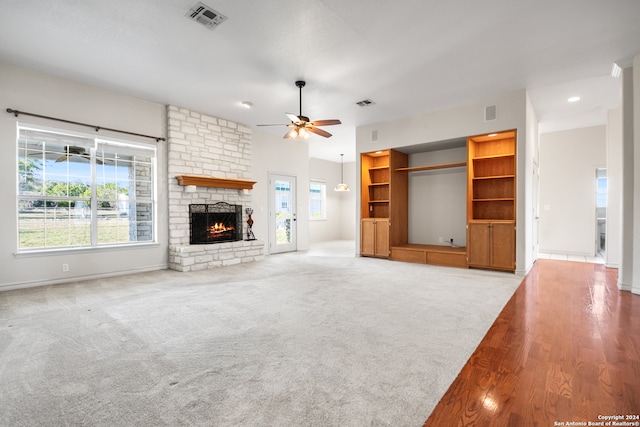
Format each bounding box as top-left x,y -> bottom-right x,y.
537,252 -> 605,264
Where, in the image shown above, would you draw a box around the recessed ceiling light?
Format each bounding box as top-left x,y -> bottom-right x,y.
240,101 -> 253,108
488,133 -> 498,137
568,96 -> 581,103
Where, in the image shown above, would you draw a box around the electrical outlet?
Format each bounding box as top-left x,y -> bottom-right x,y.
438,237 -> 444,243
62,263 -> 69,272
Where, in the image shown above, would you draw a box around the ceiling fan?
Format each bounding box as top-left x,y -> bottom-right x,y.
55,146 -> 103,164
257,80 -> 341,139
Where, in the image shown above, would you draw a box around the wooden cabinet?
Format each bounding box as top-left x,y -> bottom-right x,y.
467,222 -> 515,271
361,218 -> 390,257
467,130 -> 516,271
360,149 -> 408,258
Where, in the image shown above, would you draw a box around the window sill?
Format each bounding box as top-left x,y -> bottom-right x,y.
13,242 -> 161,258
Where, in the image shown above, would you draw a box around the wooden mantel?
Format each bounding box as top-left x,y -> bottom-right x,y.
176,175 -> 256,190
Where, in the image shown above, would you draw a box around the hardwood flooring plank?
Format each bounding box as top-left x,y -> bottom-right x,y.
423,260 -> 640,426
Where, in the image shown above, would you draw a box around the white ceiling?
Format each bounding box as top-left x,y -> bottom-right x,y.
1,0 -> 638,162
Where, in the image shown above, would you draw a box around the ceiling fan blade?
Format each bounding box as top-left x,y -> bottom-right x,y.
307,126 -> 332,138
286,113 -> 302,124
310,119 -> 341,126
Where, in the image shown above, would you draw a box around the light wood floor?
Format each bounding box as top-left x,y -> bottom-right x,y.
423,259 -> 640,426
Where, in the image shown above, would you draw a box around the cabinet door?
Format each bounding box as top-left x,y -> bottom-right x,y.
374,219 -> 390,257
467,222 -> 490,267
491,222 -> 515,270
361,219 -> 376,256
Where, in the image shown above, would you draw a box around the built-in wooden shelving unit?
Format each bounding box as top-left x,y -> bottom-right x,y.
360,150 -> 408,258
359,131 -> 517,272
466,130 -> 516,271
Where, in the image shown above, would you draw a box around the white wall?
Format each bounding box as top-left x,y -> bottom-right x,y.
407,147 -> 467,246
356,89 -> 531,273
308,158 -> 356,243
606,108 -> 622,268
538,126 -> 606,256
525,93 -> 540,264
633,54 -> 640,295
619,66 -> 634,291
0,62 -> 168,290
341,162 -> 357,242
251,129 -> 310,252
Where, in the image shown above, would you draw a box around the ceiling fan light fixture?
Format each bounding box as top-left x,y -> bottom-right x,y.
258,80 -> 341,139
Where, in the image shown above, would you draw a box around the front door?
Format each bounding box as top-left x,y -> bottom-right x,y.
269,173 -> 297,254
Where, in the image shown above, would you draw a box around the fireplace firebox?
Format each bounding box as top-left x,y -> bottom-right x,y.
189,203 -> 243,244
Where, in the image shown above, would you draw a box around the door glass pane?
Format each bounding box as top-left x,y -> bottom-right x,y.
275,180 -> 292,244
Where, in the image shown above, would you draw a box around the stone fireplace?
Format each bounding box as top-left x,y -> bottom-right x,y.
167,105 -> 264,272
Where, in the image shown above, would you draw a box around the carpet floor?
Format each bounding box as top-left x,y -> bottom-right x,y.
0,241 -> 523,426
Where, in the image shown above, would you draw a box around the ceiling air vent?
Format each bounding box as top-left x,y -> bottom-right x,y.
187,2 -> 227,29
356,99 -> 375,107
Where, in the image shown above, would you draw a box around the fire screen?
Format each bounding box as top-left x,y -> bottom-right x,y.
189,203 -> 242,244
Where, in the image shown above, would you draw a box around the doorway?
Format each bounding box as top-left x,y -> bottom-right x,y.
269,173 -> 297,254
596,168 -> 607,257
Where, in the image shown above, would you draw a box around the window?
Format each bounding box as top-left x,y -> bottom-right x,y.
17,123 -> 156,251
309,180 -> 326,220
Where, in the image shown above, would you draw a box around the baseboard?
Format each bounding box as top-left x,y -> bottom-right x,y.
0,263 -> 169,292
618,279 -> 632,292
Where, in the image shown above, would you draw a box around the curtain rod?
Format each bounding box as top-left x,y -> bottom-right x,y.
6,108 -> 166,142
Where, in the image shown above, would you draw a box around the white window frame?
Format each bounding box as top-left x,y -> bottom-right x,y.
16,122 -> 157,252
309,179 -> 327,221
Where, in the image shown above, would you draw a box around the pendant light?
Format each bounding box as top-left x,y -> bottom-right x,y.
334,154 -> 350,192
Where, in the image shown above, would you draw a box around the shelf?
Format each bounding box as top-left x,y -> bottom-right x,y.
369,200 -> 390,203
473,153 -> 514,160
369,182 -> 390,186
473,175 -> 515,180
395,161 -> 466,172
369,165 -> 390,170
473,198 -> 515,202
468,219 -> 515,224
176,175 -> 256,190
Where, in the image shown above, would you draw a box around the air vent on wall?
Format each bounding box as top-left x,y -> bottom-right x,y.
356,99 -> 375,107
187,2 -> 227,29
484,104 -> 497,122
